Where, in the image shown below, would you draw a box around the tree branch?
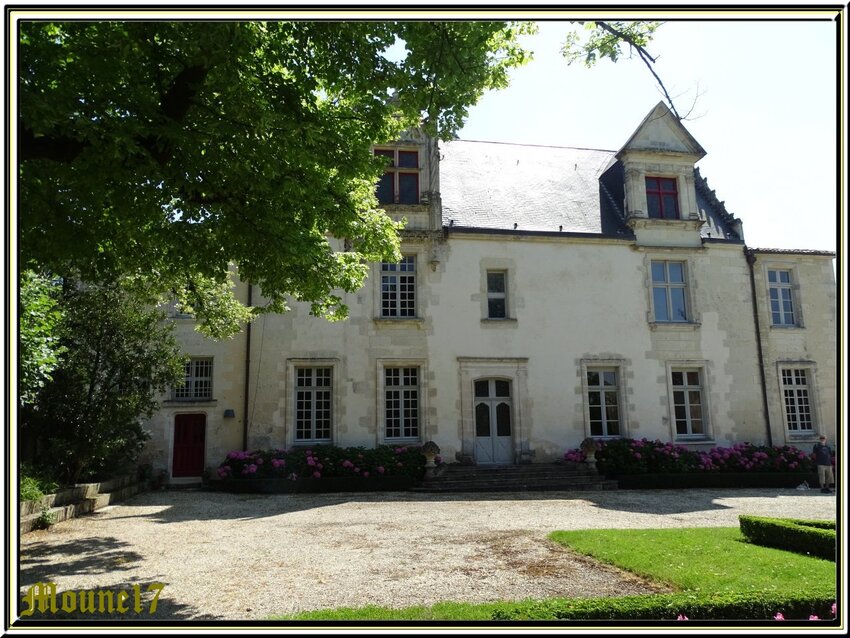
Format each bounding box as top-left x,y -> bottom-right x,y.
595,21 -> 682,120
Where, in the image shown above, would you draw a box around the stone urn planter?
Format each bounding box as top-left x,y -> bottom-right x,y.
580,437 -> 599,473
421,440 -> 441,478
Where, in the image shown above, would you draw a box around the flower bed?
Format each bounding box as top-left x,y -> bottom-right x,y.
211,444 -> 430,493
564,438 -> 824,489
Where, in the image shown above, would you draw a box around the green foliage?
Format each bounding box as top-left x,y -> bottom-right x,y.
739,515 -> 836,561
217,444 -> 426,481
22,279 -> 186,484
33,506 -> 58,530
19,21 -> 533,337
18,270 -> 65,406
562,21 -> 660,67
20,463 -> 60,501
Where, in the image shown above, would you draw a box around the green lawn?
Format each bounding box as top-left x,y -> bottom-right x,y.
273,527 -> 836,621
549,527 -> 835,595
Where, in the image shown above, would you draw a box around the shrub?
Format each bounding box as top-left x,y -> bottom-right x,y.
492,590 -> 836,621
20,464 -> 60,502
564,438 -> 816,477
739,515 -> 836,561
216,444 -> 427,482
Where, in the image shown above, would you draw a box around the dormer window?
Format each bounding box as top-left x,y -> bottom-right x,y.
375,148 -> 420,205
645,177 -> 680,219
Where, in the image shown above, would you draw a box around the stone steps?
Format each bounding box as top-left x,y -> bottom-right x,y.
413,462 -> 618,493
20,475 -> 143,535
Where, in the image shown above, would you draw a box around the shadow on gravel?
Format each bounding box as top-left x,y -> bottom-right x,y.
85,486 -> 821,526
21,536 -> 148,582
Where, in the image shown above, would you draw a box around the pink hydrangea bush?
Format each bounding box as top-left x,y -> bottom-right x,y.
564,438 -> 816,476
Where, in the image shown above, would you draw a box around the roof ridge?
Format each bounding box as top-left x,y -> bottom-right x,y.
449,138 -> 616,153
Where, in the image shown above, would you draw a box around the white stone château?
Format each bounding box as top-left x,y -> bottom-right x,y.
142,102 -> 837,481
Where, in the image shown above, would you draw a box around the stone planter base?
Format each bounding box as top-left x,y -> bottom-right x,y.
209,475 -> 416,494
614,472 -> 821,490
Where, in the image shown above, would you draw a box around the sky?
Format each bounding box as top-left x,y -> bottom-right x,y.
456,19 -> 841,255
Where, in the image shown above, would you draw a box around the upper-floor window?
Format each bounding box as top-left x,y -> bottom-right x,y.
768,269 -> 797,326
651,260 -> 689,322
486,271 -> 508,319
173,357 -> 213,401
375,148 -> 419,205
645,177 -> 679,219
381,255 -> 416,318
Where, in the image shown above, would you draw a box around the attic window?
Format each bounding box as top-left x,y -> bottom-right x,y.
645,177 -> 679,219
375,148 -> 420,205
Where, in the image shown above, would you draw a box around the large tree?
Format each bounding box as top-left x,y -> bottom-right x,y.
19,21 -> 534,337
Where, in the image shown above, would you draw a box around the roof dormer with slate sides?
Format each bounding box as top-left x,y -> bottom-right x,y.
616,102 -> 714,248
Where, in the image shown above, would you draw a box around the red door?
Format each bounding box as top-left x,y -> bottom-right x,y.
173,414 -> 206,477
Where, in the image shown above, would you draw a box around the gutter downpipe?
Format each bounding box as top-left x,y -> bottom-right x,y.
745,247 -> 773,447
242,284 -> 252,451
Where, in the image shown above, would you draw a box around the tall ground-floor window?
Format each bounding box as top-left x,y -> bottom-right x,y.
295,367 -> 332,442
671,368 -> 706,436
385,366 -> 420,440
780,368 -> 814,433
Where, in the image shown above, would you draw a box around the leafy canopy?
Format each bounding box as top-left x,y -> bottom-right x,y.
19,21 -> 534,338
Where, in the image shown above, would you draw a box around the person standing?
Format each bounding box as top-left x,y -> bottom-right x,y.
813,435 -> 835,494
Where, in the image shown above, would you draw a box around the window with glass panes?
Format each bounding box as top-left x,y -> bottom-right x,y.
781,368 -> 813,432
486,271 -> 507,318
651,261 -> 688,322
173,358 -> 213,400
645,177 -> 680,219
768,269 -> 796,326
671,369 -> 705,436
385,367 -> 419,439
586,368 -> 620,437
381,255 -> 416,317
295,367 -> 332,442
374,148 -> 419,204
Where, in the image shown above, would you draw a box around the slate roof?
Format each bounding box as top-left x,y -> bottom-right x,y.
439,139 -> 742,241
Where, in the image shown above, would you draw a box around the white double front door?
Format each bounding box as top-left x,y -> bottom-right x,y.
473,378 -> 513,464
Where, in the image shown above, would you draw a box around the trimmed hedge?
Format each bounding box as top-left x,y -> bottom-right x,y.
739,515 -> 836,561
491,590 -> 836,621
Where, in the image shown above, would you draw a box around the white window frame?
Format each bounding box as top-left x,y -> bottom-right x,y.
380,254 -> 417,318
172,357 -> 213,401
651,260 -> 689,323
778,364 -> 817,436
293,366 -> 334,443
666,362 -> 711,440
580,359 -> 628,439
378,360 -> 425,444
766,267 -> 800,327
286,359 -> 339,447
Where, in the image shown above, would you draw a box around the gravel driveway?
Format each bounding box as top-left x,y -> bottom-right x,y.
18,487 -> 836,622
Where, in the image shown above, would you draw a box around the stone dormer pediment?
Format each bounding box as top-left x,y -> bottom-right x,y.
616,101 -> 706,162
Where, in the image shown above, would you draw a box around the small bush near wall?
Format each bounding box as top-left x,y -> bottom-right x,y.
564,438 -> 817,477
215,444 -> 428,483
739,515 -> 836,561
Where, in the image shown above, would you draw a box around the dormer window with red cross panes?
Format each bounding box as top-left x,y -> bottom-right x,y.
645,176 -> 680,219
375,148 -> 419,205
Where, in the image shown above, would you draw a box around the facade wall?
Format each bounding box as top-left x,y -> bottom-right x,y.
141,233 -> 836,478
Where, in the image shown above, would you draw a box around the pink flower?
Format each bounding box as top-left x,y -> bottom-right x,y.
312,471 -> 321,479
307,457 -> 316,467
832,603 -> 837,617
363,471 -> 370,478
377,466 -> 385,474
634,452 -> 642,459
354,467 -> 360,473
809,615 -> 820,621
677,614 -> 688,621
774,613 -> 785,621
